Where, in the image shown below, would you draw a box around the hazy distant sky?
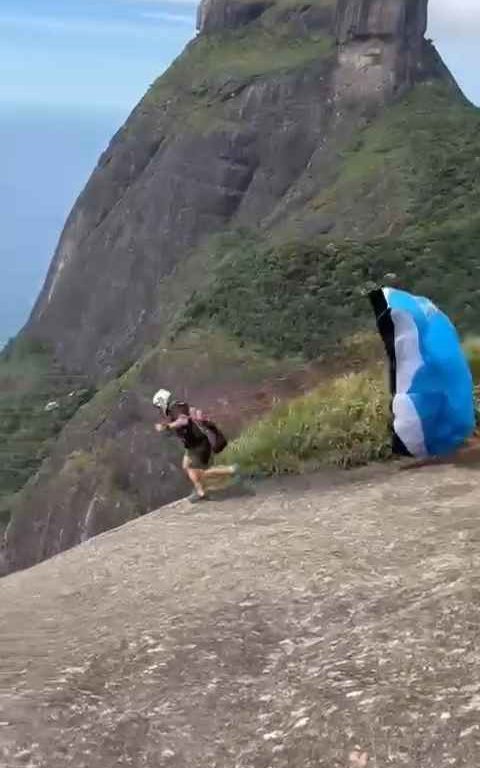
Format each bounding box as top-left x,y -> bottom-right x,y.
0,0 -> 196,112
429,0 -> 480,105
0,0 -> 197,346
0,0 -> 479,345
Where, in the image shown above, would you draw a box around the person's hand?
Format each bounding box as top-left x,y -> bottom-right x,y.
155,423 -> 167,433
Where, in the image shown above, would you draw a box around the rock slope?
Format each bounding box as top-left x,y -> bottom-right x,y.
1,464 -> 480,766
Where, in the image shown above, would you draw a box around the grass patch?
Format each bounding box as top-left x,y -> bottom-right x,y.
334,83 -> 480,227
222,337 -> 480,477
142,22 -> 334,132
280,82 -> 480,240
463,336 -> 480,386
222,368 -> 390,474
155,24 -> 334,93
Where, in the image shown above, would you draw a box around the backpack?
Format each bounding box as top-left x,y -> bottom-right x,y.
190,408 -> 228,454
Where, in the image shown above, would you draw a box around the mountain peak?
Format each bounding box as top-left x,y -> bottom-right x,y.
335,0 -> 428,43
196,0 -> 428,40
196,0 -> 450,100
334,0 -> 441,101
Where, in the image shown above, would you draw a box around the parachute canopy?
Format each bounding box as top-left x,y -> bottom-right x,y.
370,287 -> 475,458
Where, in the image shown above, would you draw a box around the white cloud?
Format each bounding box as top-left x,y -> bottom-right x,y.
0,13 -> 173,39
140,10 -> 195,24
122,0 -> 198,6
428,0 -> 480,39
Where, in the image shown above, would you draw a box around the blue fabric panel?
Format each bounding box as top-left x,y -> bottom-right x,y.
385,288 -> 475,456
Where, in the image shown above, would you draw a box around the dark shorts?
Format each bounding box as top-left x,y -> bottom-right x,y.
183,444 -> 212,470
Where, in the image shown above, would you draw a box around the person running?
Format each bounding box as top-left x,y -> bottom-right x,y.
152,389 -> 240,503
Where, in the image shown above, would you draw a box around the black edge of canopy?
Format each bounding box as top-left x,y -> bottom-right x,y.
369,288 -> 411,457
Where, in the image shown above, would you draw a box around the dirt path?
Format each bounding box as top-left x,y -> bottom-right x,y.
1,464 -> 480,767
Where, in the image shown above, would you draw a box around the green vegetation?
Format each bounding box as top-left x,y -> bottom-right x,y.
156,19 -> 333,88
464,336 -> 480,383
222,368 -> 391,474
147,83 -> 480,477
224,338 -> 480,477
1,327 -> 301,527
4,71 -> 480,514
176,28 -> 333,82
329,83 -> 480,229
0,339 -> 95,521
142,20 -> 334,132
176,216 -> 480,358
176,84 -> 480,359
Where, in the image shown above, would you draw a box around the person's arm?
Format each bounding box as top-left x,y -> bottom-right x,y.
155,414 -> 188,432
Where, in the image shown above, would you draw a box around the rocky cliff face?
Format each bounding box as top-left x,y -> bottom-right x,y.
4,0 -> 472,574
24,0 -> 453,380
335,0 -> 433,100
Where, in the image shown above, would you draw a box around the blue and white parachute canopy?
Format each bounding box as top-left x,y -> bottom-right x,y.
370,287 -> 475,458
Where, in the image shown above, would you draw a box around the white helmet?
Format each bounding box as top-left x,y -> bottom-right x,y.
152,389 -> 172,414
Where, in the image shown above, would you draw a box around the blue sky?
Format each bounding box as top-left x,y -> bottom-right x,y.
0,0 -> 197,113
0,0 -> 199,346
429,0 -> 480,105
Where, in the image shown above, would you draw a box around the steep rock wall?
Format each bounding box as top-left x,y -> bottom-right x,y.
5,0 -> 464,574
24,0 -> 453,379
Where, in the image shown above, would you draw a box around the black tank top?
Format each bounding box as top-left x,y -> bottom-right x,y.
173,417 -> 210,451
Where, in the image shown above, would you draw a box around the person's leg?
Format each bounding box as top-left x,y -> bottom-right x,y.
203,464 -> 239,480
182,454 -> 207,498
187,468 -> 207,496
185,446 -> 236,490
